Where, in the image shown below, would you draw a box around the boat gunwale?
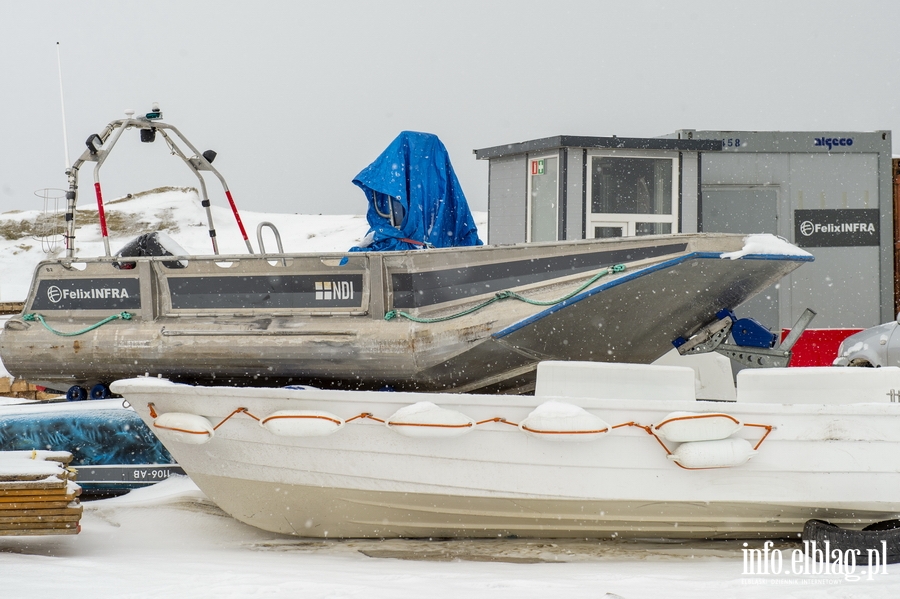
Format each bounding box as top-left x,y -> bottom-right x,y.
110,378 -> 900,417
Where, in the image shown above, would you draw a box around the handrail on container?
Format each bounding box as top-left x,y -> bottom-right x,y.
257,222 -> 286,266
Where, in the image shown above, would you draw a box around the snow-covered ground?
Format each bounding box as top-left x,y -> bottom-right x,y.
0,476 -> 895,599
1,192 -> 898,596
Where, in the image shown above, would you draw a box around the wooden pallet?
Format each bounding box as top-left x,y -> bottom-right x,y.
0,451 -> 82,536
0,302 -> 24,315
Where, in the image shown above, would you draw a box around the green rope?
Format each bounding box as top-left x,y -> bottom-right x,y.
23,311 -> 133,337
385,264 -> 626,324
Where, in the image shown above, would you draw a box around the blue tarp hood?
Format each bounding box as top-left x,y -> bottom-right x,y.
350,131 -> 483,252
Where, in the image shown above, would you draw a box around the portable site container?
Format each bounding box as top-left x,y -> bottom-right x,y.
475,130 -> 893,337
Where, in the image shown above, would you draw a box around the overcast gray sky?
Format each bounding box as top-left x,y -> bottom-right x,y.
2,0 -> 899,216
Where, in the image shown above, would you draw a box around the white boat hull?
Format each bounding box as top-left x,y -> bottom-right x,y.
112,369 -> 900,539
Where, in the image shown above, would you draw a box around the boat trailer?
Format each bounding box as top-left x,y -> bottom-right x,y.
675,308 -> 818,368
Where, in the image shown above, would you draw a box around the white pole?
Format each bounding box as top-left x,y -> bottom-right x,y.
56,42 -> 70,170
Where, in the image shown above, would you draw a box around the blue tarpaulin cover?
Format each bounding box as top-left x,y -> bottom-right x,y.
350,131 -> 483,252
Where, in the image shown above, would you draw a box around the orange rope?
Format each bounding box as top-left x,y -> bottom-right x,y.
475,417 -> 519,427
213,407 -> 259,430
653,412 -> 741,431
625,423 -> 706,471
345,412 -> 385,424
626,422 -> 675,456
261,414 -> 343,426
148,402 -> 774,471
520,425 -> 608,435
744,423 -> 775,450
153,424 -> 211,436
388,421 -> 474,429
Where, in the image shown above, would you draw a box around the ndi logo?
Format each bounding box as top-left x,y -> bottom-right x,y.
814,137 -> 853,150
315,281 -> 354,301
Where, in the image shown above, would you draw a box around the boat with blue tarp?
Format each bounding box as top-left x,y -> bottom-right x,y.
0,108 -> 813,396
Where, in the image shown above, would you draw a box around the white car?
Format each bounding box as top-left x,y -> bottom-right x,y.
833,320 -> 899,367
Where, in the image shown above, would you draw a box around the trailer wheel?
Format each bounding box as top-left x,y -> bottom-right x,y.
89,383 -> 111,400
66,385 -> 87,401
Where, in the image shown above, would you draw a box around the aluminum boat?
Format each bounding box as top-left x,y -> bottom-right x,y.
0,109 -> 811,396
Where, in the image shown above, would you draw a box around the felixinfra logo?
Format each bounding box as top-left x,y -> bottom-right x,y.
799,221 -> 814,237
31,277 -> 142,311
814,137 -> 853,150
47,285 -> 63,303
48,286 -> 131,301
799,221 -> 875,237
794,209 -> 879,248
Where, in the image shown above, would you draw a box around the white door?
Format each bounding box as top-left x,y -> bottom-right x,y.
527,155 -> 559,242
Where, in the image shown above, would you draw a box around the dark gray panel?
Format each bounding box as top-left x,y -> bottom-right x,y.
701,187 -> 778,234
31,277 -> 141,311
168,275 -> 364,310
391,243 -> 688,309
487,155 -> 527,244
565,148 -> 584,239
794,209 -> 880,247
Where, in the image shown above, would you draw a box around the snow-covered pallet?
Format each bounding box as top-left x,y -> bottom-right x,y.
0,450 -> 82,535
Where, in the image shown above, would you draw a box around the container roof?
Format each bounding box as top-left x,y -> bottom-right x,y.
473,135 -> 721,160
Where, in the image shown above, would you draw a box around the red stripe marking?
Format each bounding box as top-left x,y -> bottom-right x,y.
94,182 -> 108,238
225,190 -> 249,241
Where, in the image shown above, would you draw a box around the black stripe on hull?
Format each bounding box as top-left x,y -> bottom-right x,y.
390,242 -> 688,309
167,274 -> 364,310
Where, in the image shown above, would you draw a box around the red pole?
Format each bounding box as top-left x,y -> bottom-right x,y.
95,182 -> 109,238
225,189 -> 252,251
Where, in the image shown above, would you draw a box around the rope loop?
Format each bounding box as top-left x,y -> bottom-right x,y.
384,264 -> 626,324
152,399 -> 773,471
22,311 -> 134,337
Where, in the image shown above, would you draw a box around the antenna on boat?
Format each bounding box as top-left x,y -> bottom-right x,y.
33,188 -> 65,255
57,41 -> 79,258
56,42 -> 70,171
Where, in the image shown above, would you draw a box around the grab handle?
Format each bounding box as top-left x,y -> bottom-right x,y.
256,222 -> 286,266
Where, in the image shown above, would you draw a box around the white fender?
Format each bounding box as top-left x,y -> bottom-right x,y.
519,401 -> 611,442
653,411 -> 742,442
386,402 -> 475,438
153,412 -> 215,445
668,438 -> 757,469
260,410 -> 344,437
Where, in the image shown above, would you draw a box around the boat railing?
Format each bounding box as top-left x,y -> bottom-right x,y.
51,252 -> 357,267
256,222 -> 286,266
65,106 -> 254,260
